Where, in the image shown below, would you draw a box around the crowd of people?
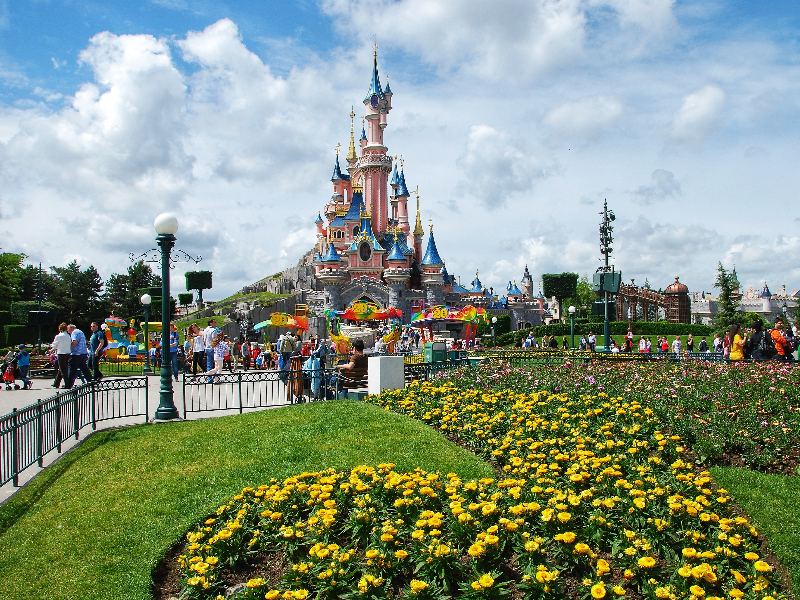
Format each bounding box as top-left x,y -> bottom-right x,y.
515,317 -> 799,361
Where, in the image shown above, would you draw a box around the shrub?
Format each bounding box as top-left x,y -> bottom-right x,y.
498,321 -> 714,346
10,301 -> 58,325
3,325 -> 39,347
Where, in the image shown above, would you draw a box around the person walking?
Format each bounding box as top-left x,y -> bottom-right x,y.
197,331 -> 228,383
51,322 -> 72,388
698,337 -> 708,352
65,324 -> 93,389
190,324 -> 205,374
14,345 -> 32,390
202,319 -> 218,374
771,317 -> 793,361
587,331 -> 596,352
168,323 -> 180,380
126,339 -> 138,362
671,336 -> 682,355
686,333 -> 694,353
88,322 -> 107,380
242,340 -> 251,370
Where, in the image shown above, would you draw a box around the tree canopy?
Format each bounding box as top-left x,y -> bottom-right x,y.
713,263 -> 742,332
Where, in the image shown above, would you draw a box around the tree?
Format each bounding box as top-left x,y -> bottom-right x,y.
563,274 -> 595,318
542,272 -> 579,322
105,261 -> 161,319
0,253 -> 25,310
713,263 -> 742,333
178,293 -> 194,306
48,261 -> 107,328
186,271 -> 213,303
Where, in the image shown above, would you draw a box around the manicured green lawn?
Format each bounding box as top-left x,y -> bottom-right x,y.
0,400 -> 493,600
711,467 -> 800,593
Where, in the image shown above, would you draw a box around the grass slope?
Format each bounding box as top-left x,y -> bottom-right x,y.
0,400 -> 493,600
711,467 -> 800,593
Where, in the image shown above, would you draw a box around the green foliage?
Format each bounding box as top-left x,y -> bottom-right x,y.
104,261 -> 161,320
561,274 -> 595,318
0,253 -> 25,311
3,325 -> 39,347
178,293 -> 194,306
741,312 -> 767,328
0,311 -> 11,327
10,301 -> 58,325
476,313 -> 511,337
185,270 -> 212,303
713,263 -> 742,333
495,320 -> 714,346
45,261 -> 107,329
542,272 -> 578,300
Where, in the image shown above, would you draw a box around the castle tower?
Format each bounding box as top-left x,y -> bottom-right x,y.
385,232 -> 411,310
412,192 -> 424,259
361,49 -> 393,235
421,220 -> 445,306
520,265 -> 533,299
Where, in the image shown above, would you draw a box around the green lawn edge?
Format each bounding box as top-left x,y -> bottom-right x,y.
0,400 -> 493,600
710,466 -> 800,595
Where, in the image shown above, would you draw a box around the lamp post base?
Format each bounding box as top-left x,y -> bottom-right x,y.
154,403 -> 180,420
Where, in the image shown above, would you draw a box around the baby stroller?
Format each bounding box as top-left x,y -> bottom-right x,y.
2,359 -> 20,390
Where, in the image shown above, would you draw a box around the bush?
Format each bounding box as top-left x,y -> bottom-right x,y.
3,325 -> 39,347
10,301 -> 58,325
498,320 -> 714,346
0,311 -> 10,327
178,293 -> 194,306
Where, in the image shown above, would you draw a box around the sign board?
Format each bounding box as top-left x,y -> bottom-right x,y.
28,310 -> 54,326
592,272 -> 622,293
592,300 -> 616,317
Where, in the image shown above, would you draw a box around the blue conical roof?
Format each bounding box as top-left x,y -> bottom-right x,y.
387,238 -> 406,261
343,192 -> 364,220
470,276 -> 483,294
364,52 -> 384,102
421,231 -> 444,265
453,281 -> 470,294
390,162 -> 399,187
321,243 -> 342,262
314,251 -> 323,262
397,168 -> 409,196
331,154 -> 343,181
508,280 -> 523,296
760,283 -> 772,298
360,125 -> 367,141
315,213 -> 323,224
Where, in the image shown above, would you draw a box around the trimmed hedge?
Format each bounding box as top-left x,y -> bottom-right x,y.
3,325 -> 40,347
497,320 -> 714,346
0,311 -> 10,327
10,301 -> 58,325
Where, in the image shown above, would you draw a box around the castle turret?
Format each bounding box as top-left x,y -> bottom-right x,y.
421,220 -> 445,305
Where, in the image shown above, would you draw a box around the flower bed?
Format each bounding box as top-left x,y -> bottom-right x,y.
453,360 -> 800,473
175,378 -> 787,600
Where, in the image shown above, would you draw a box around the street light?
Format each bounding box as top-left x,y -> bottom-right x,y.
491,316 -> 498,348
568,305 -> 576,350
141,294 -> 152,374
154,213 -> 179,421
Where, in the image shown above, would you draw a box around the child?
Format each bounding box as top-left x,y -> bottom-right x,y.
14,345 -> 32,390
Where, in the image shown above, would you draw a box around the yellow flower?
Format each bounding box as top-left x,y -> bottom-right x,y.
690,585 -> 706,597
728,590 -> 744,599
744,552 -> 760,561
246,577 -> 265,588
683,548 -> 697,558
638,556 -> 656,568
395,550 -> 408,559
613,585 -> 626,596
265,592 -> 280,600
557,511 -> 572,522
468,543 -> 485,557
655,587 -> 672,599
754,561 -> 771,573
478,573 -> 495,589
409,579 -> 429,594
596,559 -> 611,575
591,582 -> 607,599
730,570 -> 747,585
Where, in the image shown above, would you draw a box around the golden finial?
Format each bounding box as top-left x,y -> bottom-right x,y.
373,35 -> 378,56
335,142 -> 341,156
413,188 -> 424,236
476,269 -> 479,279
347,107 -> 357,162
428,217 -> 434,233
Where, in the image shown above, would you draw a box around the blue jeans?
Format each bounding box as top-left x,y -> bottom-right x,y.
171,352 -> 179,380
206,350 -> 214,382
19,365 -> 30,388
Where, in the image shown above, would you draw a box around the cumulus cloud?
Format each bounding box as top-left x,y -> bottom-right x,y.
542,94 -> 623,142
455,125 -> 545,208
592,0 -> 676,30
724,235 -> 800,287
669,84 -> 725,146
323,0 -> 588,81
631,169 -> 680,204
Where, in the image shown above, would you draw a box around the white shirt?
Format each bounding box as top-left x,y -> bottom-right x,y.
52,331 -> 72,354
672,339 -> 682,353
192,335 -> 205,353
202,325 -> 217,349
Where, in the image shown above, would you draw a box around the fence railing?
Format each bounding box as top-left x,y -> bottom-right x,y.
403,357 -> 472,383
0,377 -> 148,487
181,367 -> 338,414
466,348 -> 763,365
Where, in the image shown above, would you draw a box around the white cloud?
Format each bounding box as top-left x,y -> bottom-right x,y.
631,169 -> 680,204
592,0 -> 676,30
455,125 -> 545,208
669,84 -> 725,146
542,94 -> 623,142
323,0 -> 588,81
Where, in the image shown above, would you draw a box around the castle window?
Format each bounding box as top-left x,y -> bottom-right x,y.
353,226 -> 360,237
359,242 -> 372,262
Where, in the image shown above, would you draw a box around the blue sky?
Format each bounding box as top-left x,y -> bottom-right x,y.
1,0 -> 800,300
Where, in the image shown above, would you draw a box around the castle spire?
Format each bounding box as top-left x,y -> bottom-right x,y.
413,189 -> 424,236
330,144 -> 343,181
346,107 -> 357,162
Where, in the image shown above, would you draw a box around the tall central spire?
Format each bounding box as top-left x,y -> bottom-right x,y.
346,107 -> 357,162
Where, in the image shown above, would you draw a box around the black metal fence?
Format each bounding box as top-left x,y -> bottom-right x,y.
403,356 -> 472,383
0,377 -> 148,487
181,368 -> 338,414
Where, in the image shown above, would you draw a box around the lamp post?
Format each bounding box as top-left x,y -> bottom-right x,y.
491,316 -> 498,348
141,294 -> 152,374
568,305 -> 576,350
154,213 -> 180,421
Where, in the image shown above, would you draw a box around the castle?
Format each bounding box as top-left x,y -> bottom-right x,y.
311,51 -> 545,332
